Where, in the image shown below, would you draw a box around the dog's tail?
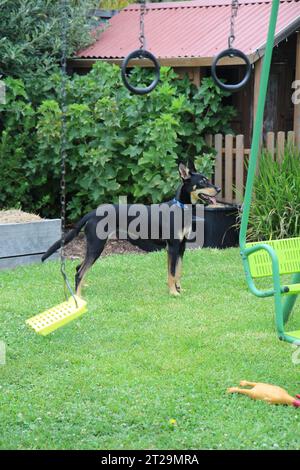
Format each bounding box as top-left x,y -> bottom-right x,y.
41,210 -> 96,262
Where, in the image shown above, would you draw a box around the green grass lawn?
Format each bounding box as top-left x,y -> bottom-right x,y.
1,248 -> 300,450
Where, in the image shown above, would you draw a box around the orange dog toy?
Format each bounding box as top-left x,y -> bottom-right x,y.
228,381 -> 300,407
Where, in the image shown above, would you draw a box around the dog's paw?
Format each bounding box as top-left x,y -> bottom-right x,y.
176,285 -> 184,293
169,289 -> 180,297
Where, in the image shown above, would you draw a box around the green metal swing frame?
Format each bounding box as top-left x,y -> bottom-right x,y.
240,0 -> 300,344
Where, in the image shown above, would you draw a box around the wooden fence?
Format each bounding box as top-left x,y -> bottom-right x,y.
206,131 -> 297,205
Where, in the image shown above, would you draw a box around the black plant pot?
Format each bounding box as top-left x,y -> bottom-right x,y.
190,203 -> 239,249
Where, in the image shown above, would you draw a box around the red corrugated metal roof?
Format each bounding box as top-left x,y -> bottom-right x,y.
78,1 -> 300,62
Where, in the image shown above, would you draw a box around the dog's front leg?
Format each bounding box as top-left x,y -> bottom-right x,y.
175,241 -> 186,293
167,243 -> 181,296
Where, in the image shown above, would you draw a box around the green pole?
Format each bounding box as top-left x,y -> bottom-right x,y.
239,0 -> 280,249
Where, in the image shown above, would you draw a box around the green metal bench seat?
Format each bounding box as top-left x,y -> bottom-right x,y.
283,284 -> 300,295
246,238 -> 300,278
285,330 -> 300,340
238,1 -> 299,345
242,237 -> 300,344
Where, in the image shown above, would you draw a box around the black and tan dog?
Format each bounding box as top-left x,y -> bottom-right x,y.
42,163 -> 220,296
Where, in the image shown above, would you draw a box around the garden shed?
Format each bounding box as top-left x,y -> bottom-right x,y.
70,0 -> 300,147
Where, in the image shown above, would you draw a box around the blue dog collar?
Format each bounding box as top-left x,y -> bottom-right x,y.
172,198 -> 188,210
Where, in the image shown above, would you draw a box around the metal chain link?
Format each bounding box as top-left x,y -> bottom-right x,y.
60,0 -> 77,304
60,0 -> 67,258
139,0 -> 147,50
228,0 -> 239,49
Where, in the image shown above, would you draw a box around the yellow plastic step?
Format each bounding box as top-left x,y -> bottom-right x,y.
283,283 -> 300,295
26,296 -> 87,336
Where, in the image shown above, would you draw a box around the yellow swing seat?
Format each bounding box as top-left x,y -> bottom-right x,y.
25,4 -> 88,338
26,295 -> 87,336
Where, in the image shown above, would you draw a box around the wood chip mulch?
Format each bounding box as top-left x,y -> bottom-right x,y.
64,232 -> 143,260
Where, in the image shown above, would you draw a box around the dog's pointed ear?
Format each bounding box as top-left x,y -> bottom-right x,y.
187,160 -> 196,173
178,163 -> 190,180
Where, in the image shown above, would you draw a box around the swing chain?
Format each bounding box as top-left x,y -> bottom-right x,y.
60,0 -> 77,305
60,0 -> 67,271
121,0 -> 160,95
228,0 -> 239,49
139,0 -> 147,50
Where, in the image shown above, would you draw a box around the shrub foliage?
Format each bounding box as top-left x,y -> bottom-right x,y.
0,0 -> 98,78
0,62 -> 235,220
247,146 -> 300,241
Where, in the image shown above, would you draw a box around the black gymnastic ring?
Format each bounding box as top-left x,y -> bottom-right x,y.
121,49 -> 160,95
211,48 -> 251,92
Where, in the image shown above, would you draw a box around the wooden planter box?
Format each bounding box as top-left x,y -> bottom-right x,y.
0,219 -> 61,270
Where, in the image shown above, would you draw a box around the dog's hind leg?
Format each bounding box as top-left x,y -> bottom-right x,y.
175,257 -> 182,293
75,221 -> 108,297
75,241 -> 106,297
